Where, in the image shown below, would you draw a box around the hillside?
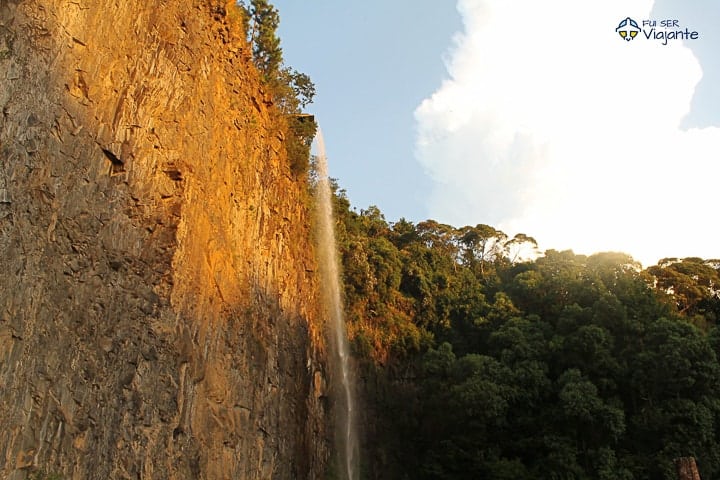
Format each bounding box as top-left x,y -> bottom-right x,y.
331,197 -> 720,480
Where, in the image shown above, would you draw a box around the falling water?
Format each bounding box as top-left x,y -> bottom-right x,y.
313,128 -> 358,480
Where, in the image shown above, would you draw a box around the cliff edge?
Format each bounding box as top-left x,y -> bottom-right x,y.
0,1 -> 329,478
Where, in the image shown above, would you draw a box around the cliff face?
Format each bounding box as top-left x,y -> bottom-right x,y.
0,1 -> 329,479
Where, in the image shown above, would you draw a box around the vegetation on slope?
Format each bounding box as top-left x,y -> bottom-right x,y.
235,0 -> 317,175
328,186 -> 720,479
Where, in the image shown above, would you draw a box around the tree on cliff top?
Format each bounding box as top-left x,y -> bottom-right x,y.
238,0 -> 315,112
247,0 -> 282,81
234,1 -> 317,174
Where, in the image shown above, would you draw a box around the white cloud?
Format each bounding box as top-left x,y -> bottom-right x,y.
415,0 -> 719,266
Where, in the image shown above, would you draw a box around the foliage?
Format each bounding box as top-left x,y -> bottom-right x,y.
235,1 -> 317,174
648,257 -> 720,328
247,0 -> 282,81
329,195 -> 720,479
286,115 -> 317,175
237,0 -> 315,112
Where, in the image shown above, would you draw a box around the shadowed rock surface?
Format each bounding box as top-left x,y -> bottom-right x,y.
0,1 -> 329,478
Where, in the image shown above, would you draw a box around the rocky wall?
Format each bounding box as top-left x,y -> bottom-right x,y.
0,1 -> 329,478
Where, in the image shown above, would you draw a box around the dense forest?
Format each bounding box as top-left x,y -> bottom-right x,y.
324,184 -> 720,479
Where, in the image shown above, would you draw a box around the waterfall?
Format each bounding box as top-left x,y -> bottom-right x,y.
313,128 -> 359,480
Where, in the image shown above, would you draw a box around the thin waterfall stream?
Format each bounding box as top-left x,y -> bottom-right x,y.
313,128 -> 359,480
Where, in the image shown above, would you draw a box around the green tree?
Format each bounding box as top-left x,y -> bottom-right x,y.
234,1 -> 317,174
241,1 -> 316,112
458,224 -> 508,278
247,0 -> 282,81
648,257 -> 720,327
328,198 -> 720,478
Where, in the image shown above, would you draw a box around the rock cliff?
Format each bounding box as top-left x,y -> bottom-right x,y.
0,1 -> 329,478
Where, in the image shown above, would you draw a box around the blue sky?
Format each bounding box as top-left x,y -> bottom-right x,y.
274,0 -> 461,221
274,0 -> 720,266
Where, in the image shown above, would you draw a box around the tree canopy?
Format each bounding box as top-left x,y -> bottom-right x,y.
325,189 -> 720,479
